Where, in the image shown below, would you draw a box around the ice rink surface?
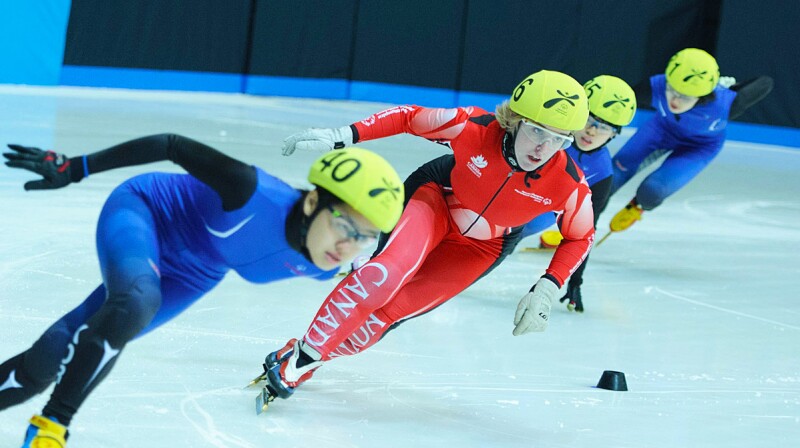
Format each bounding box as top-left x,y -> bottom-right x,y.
1,85 -> 798,447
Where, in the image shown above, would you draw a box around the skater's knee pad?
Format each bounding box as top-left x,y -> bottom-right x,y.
0,354 -> 48,410
22,324 -> 76,386
90,275 -> 162,346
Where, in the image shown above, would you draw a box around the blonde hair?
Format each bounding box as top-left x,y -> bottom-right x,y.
494,100 -> 524,132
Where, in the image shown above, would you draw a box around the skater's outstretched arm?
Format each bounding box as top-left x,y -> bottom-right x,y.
282,105 -> 489,156
4,133 -> 257,210
728,76 -> 774,120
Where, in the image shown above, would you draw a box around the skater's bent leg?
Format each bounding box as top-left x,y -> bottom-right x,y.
39,189 -> 163,426
0,285 -> 106,410
329,235 -> 503,358
303,183 -> 451,358
635,145 -> 721,210
42,274 -> 161,425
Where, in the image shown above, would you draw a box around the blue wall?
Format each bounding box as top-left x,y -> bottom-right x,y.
0,2 -> 71,85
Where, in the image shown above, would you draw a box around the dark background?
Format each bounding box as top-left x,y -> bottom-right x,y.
63,0 -> 799,128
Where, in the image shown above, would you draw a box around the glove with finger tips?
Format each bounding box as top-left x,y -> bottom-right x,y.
3,144 -> 79,190
281,126 -> 354,156
513,276 -> 558,336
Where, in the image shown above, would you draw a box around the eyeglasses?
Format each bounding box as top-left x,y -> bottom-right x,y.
327,206 -> 379,248
519,120 -> 574,150
585,115 -> 617,135
665,83 -> 699,103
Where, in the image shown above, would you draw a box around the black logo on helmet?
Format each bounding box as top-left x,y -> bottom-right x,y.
603,94 -> 631,109
683,69 -> 708,82
369,178 -> 401,200
544,90 -> 580,108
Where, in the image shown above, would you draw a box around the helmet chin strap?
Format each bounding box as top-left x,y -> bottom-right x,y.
300,206 -> 326,261
286,194 -> 328,264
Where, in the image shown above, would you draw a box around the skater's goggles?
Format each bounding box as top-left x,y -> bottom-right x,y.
665,83 -> 699,103
518,120 -> 574,150
585,115 -> 617,135
328,206 -> 380,248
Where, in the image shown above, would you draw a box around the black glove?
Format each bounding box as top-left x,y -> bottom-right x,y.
3,144 -> 76,190
559,282 -> 584,313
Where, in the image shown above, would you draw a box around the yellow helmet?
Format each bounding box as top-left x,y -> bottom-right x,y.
665,48 -> 719,97
583,75 -> 637,127
509,70 -> 589,131
308,148 -> 404,233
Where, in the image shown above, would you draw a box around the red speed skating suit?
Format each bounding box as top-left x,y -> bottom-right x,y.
304,105 -> 595,359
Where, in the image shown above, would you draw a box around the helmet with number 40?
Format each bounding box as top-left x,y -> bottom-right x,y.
308,148 -> 404,233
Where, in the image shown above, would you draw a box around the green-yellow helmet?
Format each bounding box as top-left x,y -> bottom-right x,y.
583,75 -> 637,127
509,70 -> 589,131
308,147 -> 404,233
665,48 -> 719,97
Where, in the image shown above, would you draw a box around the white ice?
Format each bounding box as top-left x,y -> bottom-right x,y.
1,85 -> 799,448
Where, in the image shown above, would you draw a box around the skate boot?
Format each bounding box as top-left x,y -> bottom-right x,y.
256,338 -> 323,413
558,283 -> 584,313
246,338 -> 297,389
538,230 -> 564,249
21,415 -> 68,448
609,199 -> 643,232
265,339 -> 322,400
265,338 -> 297,371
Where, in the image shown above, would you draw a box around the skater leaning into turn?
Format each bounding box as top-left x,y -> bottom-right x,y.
0,135 -> 403,447
518,75 -> 637,313
607,47 -> 774,232
257,70 -> 595,405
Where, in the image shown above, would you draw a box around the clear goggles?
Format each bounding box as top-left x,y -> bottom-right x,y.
585,115 -> 617,135
518,120 -> 574,150
666,83 -> 699,103
328,206 -> 379,248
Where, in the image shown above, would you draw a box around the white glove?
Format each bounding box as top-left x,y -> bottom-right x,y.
719,76 -> 737,88
513,277 -> 558,335
281,126 -> 354,156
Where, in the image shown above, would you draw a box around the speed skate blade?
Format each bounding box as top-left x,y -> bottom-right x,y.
521,246 -> 555,253
245,372 -> 267,389
255,387 -> 275,415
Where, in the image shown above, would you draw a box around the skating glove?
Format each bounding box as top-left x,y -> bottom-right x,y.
718,76 -> 737,88
3,145 -> 81,190
558,282 -> 584,313
513,276 -> 558,335
281,126 -> 354,156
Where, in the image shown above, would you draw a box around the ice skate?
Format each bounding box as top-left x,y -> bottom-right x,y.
21,415 -> 67,448
522,230 -> 562,252
609,199 -> 643,232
